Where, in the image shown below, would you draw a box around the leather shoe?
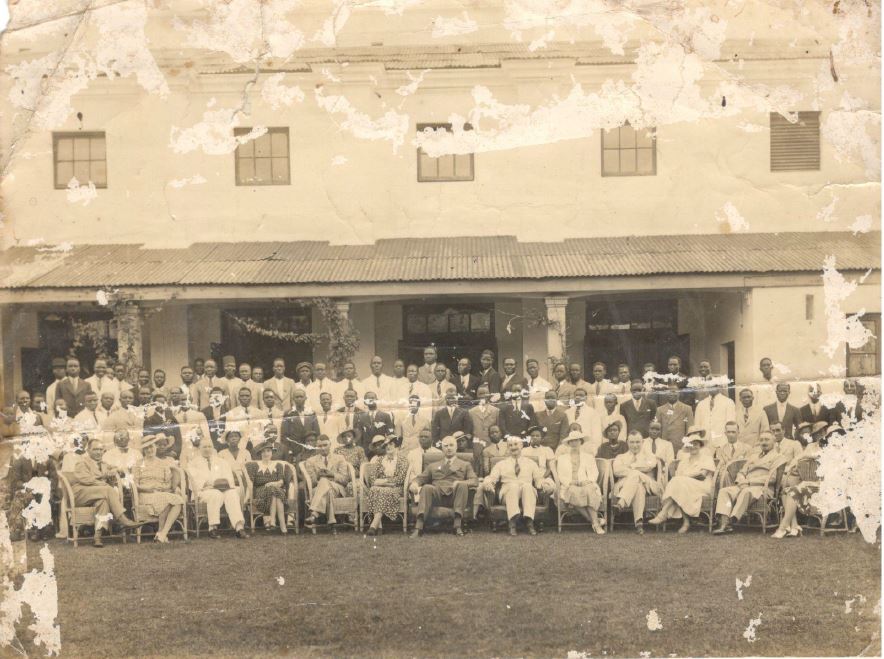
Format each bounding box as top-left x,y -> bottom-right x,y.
93,535 -> 104,548
410,528 -> 423,539
508,523 -> 517,537
526,521 -> 538,536
236,528 -> 248,539
119,517 -> 146,529
453,526 -> 465,537
208,529 -> 221,539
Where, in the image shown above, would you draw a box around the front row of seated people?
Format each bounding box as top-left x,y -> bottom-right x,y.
7,410 -> 842,544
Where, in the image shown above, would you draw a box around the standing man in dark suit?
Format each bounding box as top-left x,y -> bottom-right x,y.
619,380 -> 658,437
281,389 -> 321,462
498,383 -> 537,438
799,383 -> 830,424
763,383 -> 801,438
453,357 -> 481,403
58,357 -> 93,416
478,349 -> 502,395
432,389 -> 473,443
409,434 -> 479,537
534,390 -> 568,450
499,357 -> 527,398
356,391 -> 394,455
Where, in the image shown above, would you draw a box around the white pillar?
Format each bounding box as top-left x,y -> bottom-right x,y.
335,300 -> 350,320
544,296 -> 569,375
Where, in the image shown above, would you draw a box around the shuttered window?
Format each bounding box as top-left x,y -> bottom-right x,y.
234,128 -> 290,186
53,132 -> 107,189
770,111 -> 820,171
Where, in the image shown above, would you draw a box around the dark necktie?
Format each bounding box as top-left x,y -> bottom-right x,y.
437,383 -> 442,395
514,459 -> 521,477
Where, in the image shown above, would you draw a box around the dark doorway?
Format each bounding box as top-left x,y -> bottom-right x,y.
584,300 -> 690,377
23,312 -> 118,397
723,341 -> 736,400
218,307 -> 313,375
398,303 -> 497,373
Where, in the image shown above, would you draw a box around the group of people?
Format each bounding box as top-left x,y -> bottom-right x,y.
1,347 -> 868,545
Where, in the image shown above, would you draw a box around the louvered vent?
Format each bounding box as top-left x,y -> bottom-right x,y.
770,111 -> 821,171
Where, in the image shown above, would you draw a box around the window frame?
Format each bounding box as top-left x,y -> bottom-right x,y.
416,122 -> 475,183
846,312 -> 881,377
600,123 -> 657,177
52,131 -> 108,189
233,127 -> 291,187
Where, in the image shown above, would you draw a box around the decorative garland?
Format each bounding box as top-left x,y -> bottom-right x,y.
225,297 -> 360,376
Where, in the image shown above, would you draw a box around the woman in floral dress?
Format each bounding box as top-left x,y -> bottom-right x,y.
245,442 -> 290,533
363,435 -> 408,536
134,436 -> 185,543
771,421 -> 830,539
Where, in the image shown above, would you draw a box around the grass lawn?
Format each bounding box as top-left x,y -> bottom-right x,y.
26,526 -> 882,657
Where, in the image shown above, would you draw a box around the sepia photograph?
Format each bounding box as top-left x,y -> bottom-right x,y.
0,0 -> 880,656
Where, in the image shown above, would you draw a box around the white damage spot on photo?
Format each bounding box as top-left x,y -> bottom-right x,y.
315,87 -> 409,152
168,175 -> 208,189
743,614 -> 762,642
431,12 -> 479,38
735,575 -> 752,600
261,73 -> 306,110
0,514 -> 60,656
849,215 -> 873,235
65,178 -> 97,206
277,576 -> 285,586
170,101 -> 267,155
646,609 -> 662,631
716,202 -> 749,232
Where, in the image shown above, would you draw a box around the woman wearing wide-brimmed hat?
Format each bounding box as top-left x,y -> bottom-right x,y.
363,434 -> 408,536
555,430 -> 605,534
134,435 -> 185,543
648,426 -> 716,533
245,441 -> 291,533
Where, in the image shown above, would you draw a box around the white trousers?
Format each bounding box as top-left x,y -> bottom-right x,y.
499,482 -> 537,520
201,488 -> 244,527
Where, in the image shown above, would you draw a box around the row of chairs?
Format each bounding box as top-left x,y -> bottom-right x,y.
55,452 -> 847,545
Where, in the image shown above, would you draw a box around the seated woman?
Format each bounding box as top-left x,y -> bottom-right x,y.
554,430 -> 605,534
648,427 -> 716,533
364,434 -> 408,536
134,435 -> 185,543
612,431 -> 662,535
245,442 -> 291,534
771,421 -> 830,539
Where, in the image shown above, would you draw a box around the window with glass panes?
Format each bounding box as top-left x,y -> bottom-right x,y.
53,132 -> 107,189
847,313 -> 881,376
601,124 -> 656,176
234,128 -> 290,185
416,123 -> 474,182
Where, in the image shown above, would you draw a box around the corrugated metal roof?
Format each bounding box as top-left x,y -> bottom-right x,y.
1,232 -> 877,289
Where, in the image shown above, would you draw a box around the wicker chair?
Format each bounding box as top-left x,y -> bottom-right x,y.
185,468 -> 252,537
555,457 -> 611,532
57,472 -> 128,547
405,451 -> 477,532
359,460 -> 408,533
796,457 -> 849,534
245,462 -> 300,533
299,461 -> 359,534
609,457 -> 666,531
485,454 -> 552,531
741,462 -> 787,532
132,465 -> 188,543
661,459 -> 720,532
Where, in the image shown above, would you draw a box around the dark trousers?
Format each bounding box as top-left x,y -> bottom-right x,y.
417,483 -> 469,521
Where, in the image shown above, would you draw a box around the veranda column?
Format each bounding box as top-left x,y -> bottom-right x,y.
544,296 -> 569,377
115,301 -> 143,379
334,300 -> 351,320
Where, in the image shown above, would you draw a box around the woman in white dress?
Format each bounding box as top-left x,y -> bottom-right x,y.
612,431 -> 662,534
648,427 -> 716,533
554,430 -> 605,534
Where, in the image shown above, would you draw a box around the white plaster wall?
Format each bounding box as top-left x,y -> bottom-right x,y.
373,301 -> 404,368
146,305 -> 190,381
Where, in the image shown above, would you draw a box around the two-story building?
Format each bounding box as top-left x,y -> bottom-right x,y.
0,0 -> 879,402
